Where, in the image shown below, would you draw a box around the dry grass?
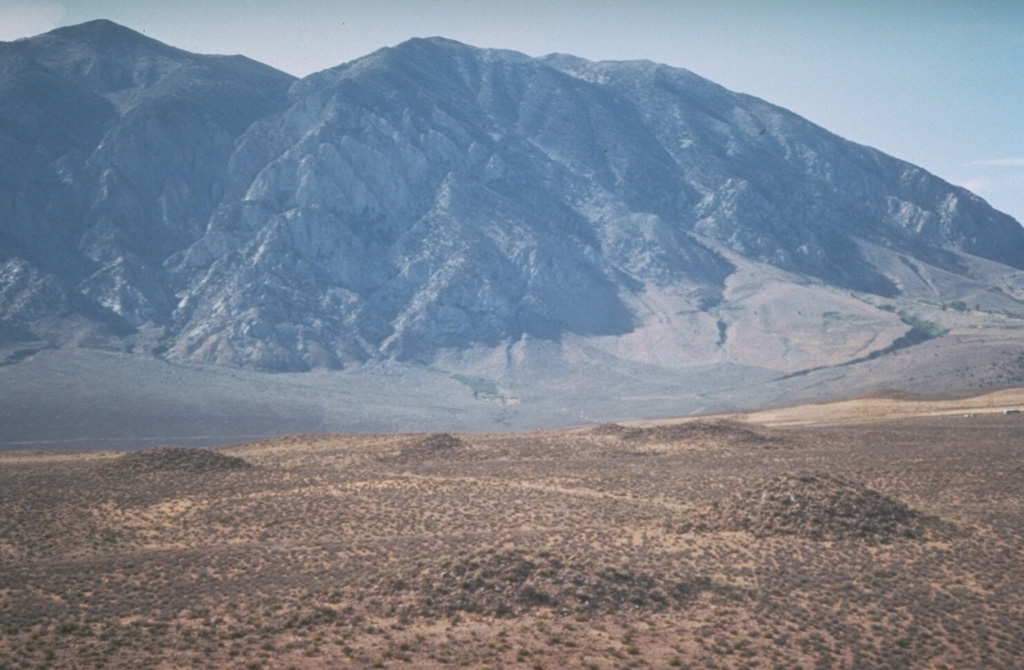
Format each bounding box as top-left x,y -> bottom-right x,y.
2,392 -> 1024,668
742,386 -> 1024,426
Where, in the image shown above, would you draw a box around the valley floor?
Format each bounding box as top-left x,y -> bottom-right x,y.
2,391 -> 1024,668
3,330 -> 1024,451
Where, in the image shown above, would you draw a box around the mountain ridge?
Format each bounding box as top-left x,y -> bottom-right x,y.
1,21 -> 1022,410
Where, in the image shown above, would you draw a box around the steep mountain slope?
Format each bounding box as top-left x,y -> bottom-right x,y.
163,36 -> 1023,371
544,55 -> 1024,276
166,38 -> 737,369
2,24 -> 1023,392
0,20 -> 295,342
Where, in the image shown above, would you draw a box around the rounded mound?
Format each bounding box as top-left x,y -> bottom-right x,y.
113,446 -> 252,474
416,432 -> 465,451
396,432 -> 468,463
372,548 -> 710,618
712,473 -> 932,541
594,420 -> 774,447
589,422 -> 631,436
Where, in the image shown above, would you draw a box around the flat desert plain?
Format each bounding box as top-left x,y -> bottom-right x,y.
2,389 -> 1024,669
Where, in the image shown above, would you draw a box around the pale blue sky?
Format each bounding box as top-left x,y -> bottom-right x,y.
2,0 -> 1022,224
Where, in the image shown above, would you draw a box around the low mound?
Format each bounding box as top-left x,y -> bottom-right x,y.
371,548 -> 711,618
113,447 -> 252,474
708,473 -> 936,541
590,423 -> 632,436
395,432 -> 468,463
594,420 -> 774,447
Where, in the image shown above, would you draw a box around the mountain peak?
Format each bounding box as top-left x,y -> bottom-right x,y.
49,18 -> 145,38
32,19 -> 183,57
2,24 -> 1023,388
370,35 -> 537,72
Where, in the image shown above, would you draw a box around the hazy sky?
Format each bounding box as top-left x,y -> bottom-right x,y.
2,0 -> 1022,224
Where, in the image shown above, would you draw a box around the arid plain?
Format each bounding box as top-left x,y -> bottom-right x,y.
3,389 -> 1024,669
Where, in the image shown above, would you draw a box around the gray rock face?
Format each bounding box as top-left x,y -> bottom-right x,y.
2,25 -> 1023,373
546,55 -> 1024,275
0,20 -> 295,342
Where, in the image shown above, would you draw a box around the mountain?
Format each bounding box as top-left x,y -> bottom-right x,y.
0,20 -> 295,343
2,23 -> 1024,444
159,37 -> 1024,373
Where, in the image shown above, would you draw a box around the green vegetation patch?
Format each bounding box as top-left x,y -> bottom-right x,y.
897,311 -> 948,338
